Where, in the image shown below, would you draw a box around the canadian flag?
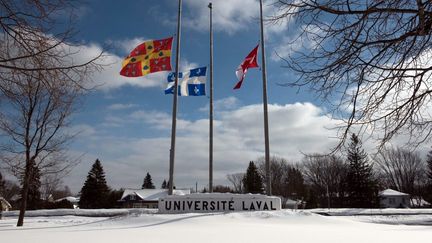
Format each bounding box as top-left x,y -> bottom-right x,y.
233,45 -> 259,89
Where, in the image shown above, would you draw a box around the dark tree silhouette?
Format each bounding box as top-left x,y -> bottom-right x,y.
243,161 -> 264,194
345,134 -> 378,208
285,166 -> 306,200
425,147 -> 432,203
142,172 -> 155,189
0,171 -> 5,196
79,159 -> 110,209
302,154 -> 348,208
161,179 -> 167,189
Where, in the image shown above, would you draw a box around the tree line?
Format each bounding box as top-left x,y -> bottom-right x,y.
3,134 -> 432,212
228,134 -> 432,208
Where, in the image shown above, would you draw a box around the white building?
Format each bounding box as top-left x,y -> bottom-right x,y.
55,196 -> 80,209
119,189 -> 190,208
379,189 -> 410,208
0,197 -> 12,211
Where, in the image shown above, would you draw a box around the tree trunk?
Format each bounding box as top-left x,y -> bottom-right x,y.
17,158 -> 32,226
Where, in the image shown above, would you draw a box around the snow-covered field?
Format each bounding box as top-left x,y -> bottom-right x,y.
1,209 -> 432,243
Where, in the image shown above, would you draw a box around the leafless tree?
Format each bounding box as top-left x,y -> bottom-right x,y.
1,179 -> 20,203
374,147 -> 426,196
227,173 -> 244,193
257,156 -> 307,200
0,0 -> 102,72
302,154 -> 348,207
256,156 -> 291,197
0,1 -> 103,226
272,0 -> 432,149
40,173 -> 71,200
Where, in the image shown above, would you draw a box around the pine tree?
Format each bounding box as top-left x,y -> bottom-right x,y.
426,148 -> 432,184
346,134 -> 377,208
142,172 -> 155,189
161,179 -> 167,189
0,171 -> 5,196
425,148 -> 432,203
284,167 -> 306,199
79,159 -> 110,209
243,161 -> 264,194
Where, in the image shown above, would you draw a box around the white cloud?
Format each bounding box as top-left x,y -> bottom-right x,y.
199,96 -> 241,112
182,0 -> 295,35
183,0 -> 259,34
107,103 -> 138,110
65,102 -> 340,192
65,101 -> 432,193
107,37 -> 148,54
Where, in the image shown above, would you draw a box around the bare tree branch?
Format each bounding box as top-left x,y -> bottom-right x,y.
273,0 -> 432,149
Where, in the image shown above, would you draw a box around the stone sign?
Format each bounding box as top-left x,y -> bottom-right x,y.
158,193 -> 281,213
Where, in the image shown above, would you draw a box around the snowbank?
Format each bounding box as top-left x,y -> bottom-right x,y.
1,209 -> 431,243
308,208 -> 432,216
2,208 -> 157,217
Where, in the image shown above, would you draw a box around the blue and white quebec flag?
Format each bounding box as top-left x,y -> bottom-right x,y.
165,66 -> 207,96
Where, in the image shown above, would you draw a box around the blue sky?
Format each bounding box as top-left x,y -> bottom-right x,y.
55,0 -> 425,193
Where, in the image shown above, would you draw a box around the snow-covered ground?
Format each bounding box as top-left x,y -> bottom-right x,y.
1,209 -> 431,243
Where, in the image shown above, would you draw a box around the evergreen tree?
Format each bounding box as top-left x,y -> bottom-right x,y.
79,159 -> 110,209
243,161 -> 264,194
345,134 -> 377,208
25,161 -> 41,210
0,171 -> 5,196
284,167 -> 306,199
166,180 -> 175,190
425,148 -> 432,203
142,172 -> 155,189
161,179 -> 167,189
106,188 -> 124,208
427,148 -> 432,184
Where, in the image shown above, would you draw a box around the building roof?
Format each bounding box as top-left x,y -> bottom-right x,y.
120,189 -> 190,201
379,189 -> 409,197
55,196 -> 79,203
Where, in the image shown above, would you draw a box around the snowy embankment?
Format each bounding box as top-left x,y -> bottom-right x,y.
309,208 -> 432,216
1,209 -> 432,243
2,208 -> 157,217
308,208 -> 432,226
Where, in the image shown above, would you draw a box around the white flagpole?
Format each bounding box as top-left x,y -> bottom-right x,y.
259,0 -> 271,196
208,2 -> 214,193
169,0 -> 182,195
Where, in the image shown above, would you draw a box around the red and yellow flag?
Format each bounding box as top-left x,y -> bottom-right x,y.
120,37 -> 173,77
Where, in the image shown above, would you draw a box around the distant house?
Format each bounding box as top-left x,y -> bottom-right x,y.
119,189 -> 191,208
284,198 -> 306,209
1,197 -> 12,215
379,189 -> 410,208
55,196 -> 80,209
